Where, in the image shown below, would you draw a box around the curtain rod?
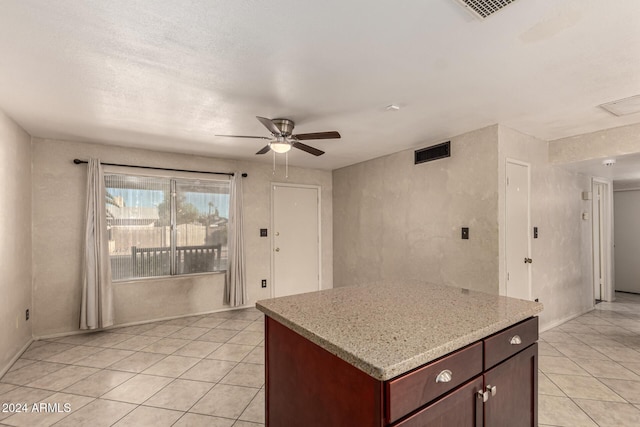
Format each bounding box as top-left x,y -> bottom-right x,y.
73,159 -> 247,177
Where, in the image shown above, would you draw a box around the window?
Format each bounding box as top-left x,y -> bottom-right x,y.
105,174 -> 230,281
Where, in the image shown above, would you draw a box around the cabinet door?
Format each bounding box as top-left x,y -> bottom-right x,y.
484,343 -> 538,427
393,376 -> 483,427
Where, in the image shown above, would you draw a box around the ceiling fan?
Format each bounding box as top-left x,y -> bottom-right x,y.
216,116 -> 341,156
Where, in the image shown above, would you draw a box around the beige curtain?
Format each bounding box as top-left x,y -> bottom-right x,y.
225,172 -> 247,306
80,158 -> 114,329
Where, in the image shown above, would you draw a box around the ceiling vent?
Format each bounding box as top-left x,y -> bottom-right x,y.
455,0 -> 517,19
415,141 -> 451,165
599,95 -> 640,117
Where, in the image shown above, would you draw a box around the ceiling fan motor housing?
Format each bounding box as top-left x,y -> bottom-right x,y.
272,118 -> 295,136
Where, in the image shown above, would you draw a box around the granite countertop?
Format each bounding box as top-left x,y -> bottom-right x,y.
256,282 -> 543,381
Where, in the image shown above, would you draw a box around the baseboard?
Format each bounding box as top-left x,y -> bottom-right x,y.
34,304 -> 257,341
539,307 -> 594,333
0,338 -> 33,379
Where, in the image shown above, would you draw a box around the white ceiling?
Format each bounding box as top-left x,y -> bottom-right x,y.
1,0 -> 640,170
562,152 -> 640,188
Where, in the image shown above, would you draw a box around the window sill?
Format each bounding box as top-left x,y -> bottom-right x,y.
113,270 -> 227,285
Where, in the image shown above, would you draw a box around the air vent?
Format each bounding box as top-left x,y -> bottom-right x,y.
415,141 -> 451,165
455,0 -> 517,19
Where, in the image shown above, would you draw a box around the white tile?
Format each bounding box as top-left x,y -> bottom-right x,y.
547,373 -> 626,402
142,355 -> 200,378
190,383 -> 258,418
102,374 -> 173,404
173,413 -> 234,427
144,379 -> 213,411
575,399 -> 640,427
180,359 -> 237,383
54,398 -> 136,427
109,352 -> 166,373
112,406 -> 183,427
26,366 -> 99,391
538,395 -> 597,427
63,370 -> 135,398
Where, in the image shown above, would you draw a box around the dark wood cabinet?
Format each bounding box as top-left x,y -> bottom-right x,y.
265,316 -> 539,427
394,376 -> 484,427
484,342 -> 538,427
385,342 -> 483,424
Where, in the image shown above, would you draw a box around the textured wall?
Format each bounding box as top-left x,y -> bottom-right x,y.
0,110 -> 32,375
32,138 -> 332,337
333,125 -> 499,294
549,122 -> 640,164
498,126 -> 593,330
333,123 -> 593,331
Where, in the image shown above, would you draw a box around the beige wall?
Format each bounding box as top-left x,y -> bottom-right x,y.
32,138 -> 332,337
549,122 -> 640,164
333,124 -> 594,331
333,125 -> 500,293
498,126 -> 593,330
0,110 -> 32,375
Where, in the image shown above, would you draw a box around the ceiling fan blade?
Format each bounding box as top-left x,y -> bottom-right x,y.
291,131 -> 341,140
256,145 -> 271,155
256,116 -> 282,135
215,134 -> 270,140
293,141 -> 325,156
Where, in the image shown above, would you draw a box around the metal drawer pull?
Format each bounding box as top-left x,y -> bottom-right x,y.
510,335 -> 522,345
486,385 -> 497,396
435,370 -> 452,383
477,390 -> 489,402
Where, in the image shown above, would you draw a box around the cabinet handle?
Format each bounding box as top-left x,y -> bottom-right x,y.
486,384 -> 497,396
435,369 -> 452,383
477,390 -> 489,403
510,335 -> 522,345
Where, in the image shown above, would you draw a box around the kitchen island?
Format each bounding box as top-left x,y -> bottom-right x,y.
256,282 -> 543,426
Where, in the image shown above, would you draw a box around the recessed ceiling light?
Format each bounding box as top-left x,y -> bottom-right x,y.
599,95 -> 640,117
385,104 -> 400,111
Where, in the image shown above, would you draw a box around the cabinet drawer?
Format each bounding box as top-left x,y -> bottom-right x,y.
484,317 -> 538,370
392,376 -> 483,427
385,341 -> 483,424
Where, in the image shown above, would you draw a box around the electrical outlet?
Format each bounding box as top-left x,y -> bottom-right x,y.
461,227 -> 469,240
26,309 -> 29,321
261,279 -> 267,288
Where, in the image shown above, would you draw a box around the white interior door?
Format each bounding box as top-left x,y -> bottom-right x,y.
593,183 -> 603,301
505,161 -> 531,301
272,184 -> 320,297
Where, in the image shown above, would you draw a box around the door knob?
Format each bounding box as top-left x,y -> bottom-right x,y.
274,248 -> 280,252
523,257 -> 532,264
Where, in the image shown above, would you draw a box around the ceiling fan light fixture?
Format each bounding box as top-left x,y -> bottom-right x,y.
270,138 -> 292,154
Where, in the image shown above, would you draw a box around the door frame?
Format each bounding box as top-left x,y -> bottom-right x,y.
270,182 -> 322,298
502,158 -> 532,299
592,177 -> 614,302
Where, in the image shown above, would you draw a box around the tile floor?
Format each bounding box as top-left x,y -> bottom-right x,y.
1,292 -> 640,426
539,292 -> 640,427
0,308 -> 266,426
